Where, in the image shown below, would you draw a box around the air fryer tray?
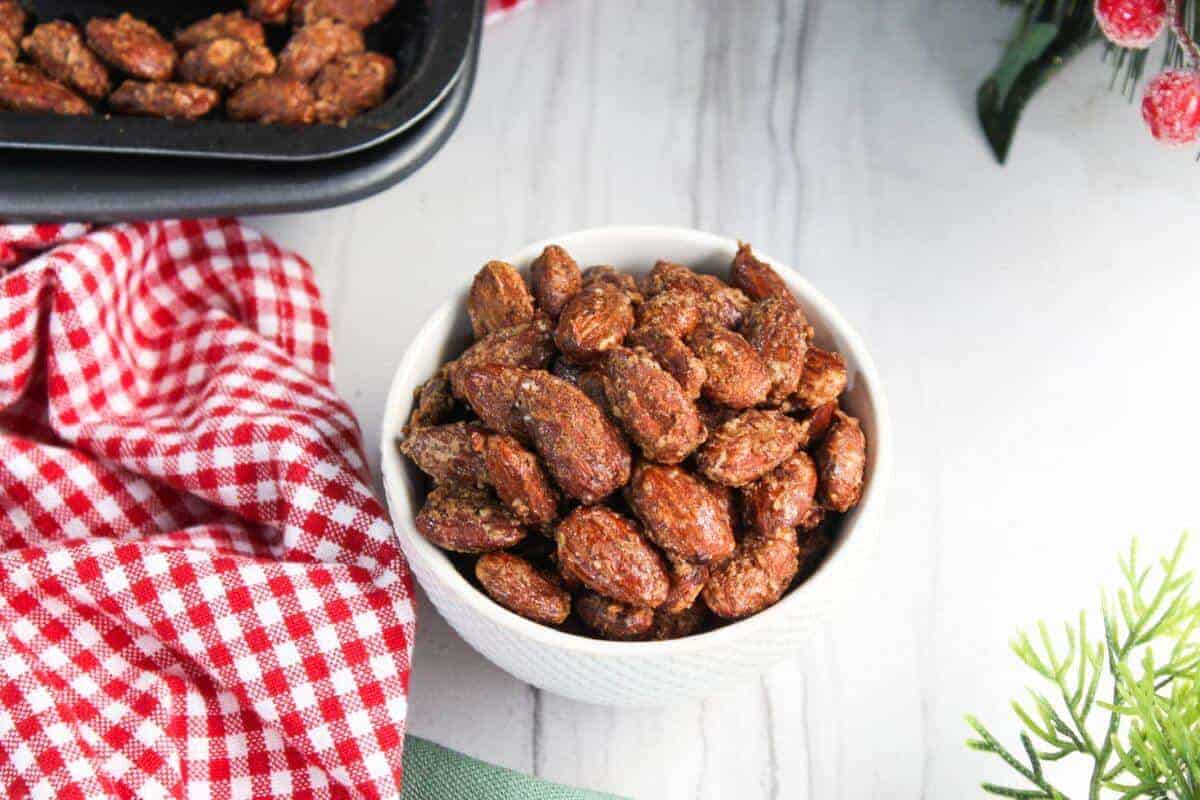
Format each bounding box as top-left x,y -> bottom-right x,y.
0,0 -> 478,162
0,6 -> 481,221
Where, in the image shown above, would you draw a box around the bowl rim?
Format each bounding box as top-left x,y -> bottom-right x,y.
380,225 -> 893,658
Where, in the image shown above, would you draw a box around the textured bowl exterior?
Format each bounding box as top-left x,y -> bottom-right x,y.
380,227 -> 892,707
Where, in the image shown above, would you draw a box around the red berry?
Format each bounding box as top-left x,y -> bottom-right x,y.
1095,0 -> 1167,48
1142,70 -> 1200,145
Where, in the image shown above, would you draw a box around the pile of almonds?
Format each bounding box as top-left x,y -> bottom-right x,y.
399,243 -> 867,641
0,0 -> 396,124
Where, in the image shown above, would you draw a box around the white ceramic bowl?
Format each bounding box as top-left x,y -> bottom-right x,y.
380,227 -> 891,707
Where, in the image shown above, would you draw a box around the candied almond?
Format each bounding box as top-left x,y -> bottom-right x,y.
415,484 -> 526,554
468,260 -> 535,339
476,552 -> 570,626
815,410 -> 866,512
696,409 -> 805,487
687,323 -> 772,409
575,593 -> 653,641
600,347 -> 705,464
626,462 -> 735,564
702,530 -> 799,619
515,371 -> 632,503
555,506 -> 668,608
530,245 -> 583,319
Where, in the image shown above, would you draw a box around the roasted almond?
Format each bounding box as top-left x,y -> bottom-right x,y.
514,370 -> 632,503
582,265 -> 641,301
792,347 -> 848,410
741,450 -> 817,536
482,434 -> 559,526
696,274 -> 751,329
476,552 -> 570,625
550,358 -> 609,411
695,409 -> 805,487
650,601 -> 708,640
639,261 -> 749,328
639,259 -> 703,297
798,504 -> 825,532
555,506 -> 669,607
815,410 -> 866,512
554,282 -> 635,363
625,327 -> 707,401
730,241 -> 792,303
627,462 -> 735,564
695,400 -> 738,433
635,288 -> 702,338
601,347 -> 705,464
530,244 -> 582,319
794,401 -> 838,449
660,555 -> 709,615
468,260 -> 535,338
740,296 -> 809,405
687,323 -> 772,409
702,530 -> 799,619
415,484 -> 526,553
458,365 -> 528,440
405,365 -> 454,433
574,592 -> 653,641
448,316 -> 555,398
398,421 -> 487,485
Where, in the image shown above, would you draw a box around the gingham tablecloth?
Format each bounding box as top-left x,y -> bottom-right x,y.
0,220 -> 415,799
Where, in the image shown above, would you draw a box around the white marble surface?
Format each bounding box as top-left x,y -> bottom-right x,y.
251,1 -> 1200,797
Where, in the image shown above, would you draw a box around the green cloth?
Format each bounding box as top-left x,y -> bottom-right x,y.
401,736 -> 628,800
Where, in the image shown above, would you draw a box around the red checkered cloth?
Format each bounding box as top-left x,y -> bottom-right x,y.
0,220 -> 415,799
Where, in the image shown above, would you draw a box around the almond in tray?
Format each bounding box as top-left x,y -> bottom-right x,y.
174,11 -> 266,51
86,14 -> 177,82
0,4 -> 401,125
0,0 -> 26,44
109,80 -> 220,119
0,63 -> 91,115
249,0 -> 295,26
22,21 -> 110,101
278,18 -> 365,82
227,77 -> 316,125
178,37 -> 276,91
293,0 -> 397,30
397,242 -> 870,640
313,51 -> 395,123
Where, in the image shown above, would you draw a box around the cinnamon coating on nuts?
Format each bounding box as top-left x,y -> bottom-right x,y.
22,21 -> 110,101
399,243 -> 870,639
86,14 -> 176,81
109,80 -> 219,119
0,5 -> 399,124
0,63 -> 91,115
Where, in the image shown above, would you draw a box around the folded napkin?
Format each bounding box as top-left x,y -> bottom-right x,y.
401,738 -> 625,800
0,220 -> 415,798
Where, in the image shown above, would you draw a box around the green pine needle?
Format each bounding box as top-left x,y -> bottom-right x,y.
966,534 -> 1200,799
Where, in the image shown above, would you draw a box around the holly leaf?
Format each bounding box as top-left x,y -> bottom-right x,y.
978,3 -> 1100,164
992,23 -> 1060,107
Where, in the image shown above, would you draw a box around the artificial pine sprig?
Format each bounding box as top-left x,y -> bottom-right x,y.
967,534 -> 1200,800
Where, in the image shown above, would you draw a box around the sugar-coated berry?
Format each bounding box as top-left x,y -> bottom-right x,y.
1095,0 -> 1167,49
1142,69 -> 1200,145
